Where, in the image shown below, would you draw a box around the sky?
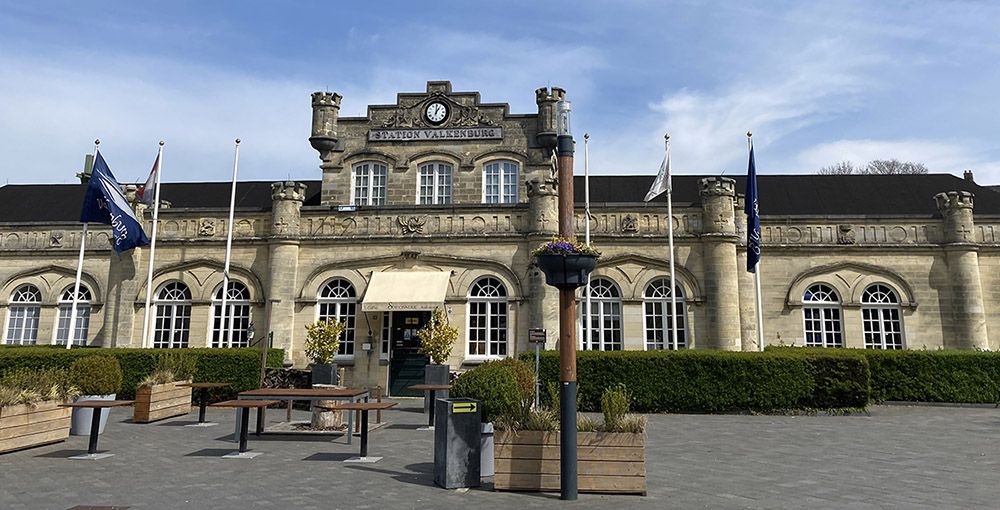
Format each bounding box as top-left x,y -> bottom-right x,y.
1,0 -> 998,185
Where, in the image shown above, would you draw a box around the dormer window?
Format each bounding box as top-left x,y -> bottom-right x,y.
418,162 -> 453,205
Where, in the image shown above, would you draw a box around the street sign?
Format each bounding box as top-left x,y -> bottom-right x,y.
528,328 -> 546,344
452,402 -> 478,414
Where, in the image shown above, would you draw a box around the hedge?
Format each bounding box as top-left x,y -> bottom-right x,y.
520,349 -> 870,413
0,347 -> 283,401
768,347 -> 1000,403
451,358 -> 535,423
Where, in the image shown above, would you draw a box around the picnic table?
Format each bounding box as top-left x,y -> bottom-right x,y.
236,388 -> 369,444
408,384 -> 452,429
59,400 -> 134,460
176,382 -> 231,426
321,401 -> 397,463
210,400 -> 279,458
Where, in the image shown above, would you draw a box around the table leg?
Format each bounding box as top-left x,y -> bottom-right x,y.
346,397 -> 354,445
198,389 -> 208,423
238,407 -> 250,454
256,405 -> 265,436
87,408 -> 103,455
428,389 -> 436,427
359,410 -> 369,458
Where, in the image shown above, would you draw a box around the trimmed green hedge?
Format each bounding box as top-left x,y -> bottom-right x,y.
0,347 -> 283,401
521,350 -> 870,413
768,347 -> 1000,403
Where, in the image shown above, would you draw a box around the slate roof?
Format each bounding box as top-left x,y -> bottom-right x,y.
0,174 -> 997,223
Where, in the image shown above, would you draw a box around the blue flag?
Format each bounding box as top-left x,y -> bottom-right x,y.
745,145 -> 761,272
80,151 -> 151,253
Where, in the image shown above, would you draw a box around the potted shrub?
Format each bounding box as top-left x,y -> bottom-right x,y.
451,358 -> 535,478
532,237 -> 600,289
0,369 -> 79,454
68,355 -> 123,436
416,307 -> 459,410
493,383 -> 647,495
304,318 -> 346,386
133,352 -> 196,423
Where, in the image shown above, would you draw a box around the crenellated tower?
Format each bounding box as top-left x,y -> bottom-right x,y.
535,87 -> 565,149
699,177 -> 741,350
267,181 -> 307,361
935,191 -> 989,349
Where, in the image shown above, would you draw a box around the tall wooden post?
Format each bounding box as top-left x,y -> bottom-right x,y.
555,100 -> 577,501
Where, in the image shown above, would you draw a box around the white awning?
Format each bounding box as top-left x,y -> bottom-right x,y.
361,271 -> 450,312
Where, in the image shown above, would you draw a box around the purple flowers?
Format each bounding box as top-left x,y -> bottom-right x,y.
532,237 -> 601,257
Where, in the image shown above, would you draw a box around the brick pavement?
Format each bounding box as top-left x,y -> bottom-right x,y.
1,401 -> 997,509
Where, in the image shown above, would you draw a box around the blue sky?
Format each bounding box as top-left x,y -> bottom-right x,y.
1,0 -> 998,185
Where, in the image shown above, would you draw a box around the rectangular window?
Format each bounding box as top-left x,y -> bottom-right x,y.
5,306 -> 39,345
211,303 -> 251,348
381,312 -> 390,360
484,160 -> 519,204
55,304 -> 90,345
353,162 -> 387,206
418,163 -> 452,204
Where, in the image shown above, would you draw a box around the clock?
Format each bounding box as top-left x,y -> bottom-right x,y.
425,101 -> 449,125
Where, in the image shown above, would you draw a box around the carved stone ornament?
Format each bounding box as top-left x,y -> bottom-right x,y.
380,93 -> 496,129
397,216 -> 427,235
199,218 -> 216,237
49,230 -> 63,247
838,224 -> 856,245
273,217 -> 289,235
621,215 -> 638,233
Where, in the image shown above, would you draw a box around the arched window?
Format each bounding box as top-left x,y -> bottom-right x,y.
211,281 -> 251,348
579,278 -> 623,351
353,161 -> 388,206
643,278 -> 686,350
154,282 -> 191,348
5,284 -> 41,345
483,160 -> 519,204
803,284 -> 843,348
418,161 -> 453,205
862,284 -> 904,349
56,286 -> 92,346
318,279 -> 356,357
467,277 -> 508,358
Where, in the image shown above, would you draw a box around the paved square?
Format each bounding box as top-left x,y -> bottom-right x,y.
1,401 -> 997,509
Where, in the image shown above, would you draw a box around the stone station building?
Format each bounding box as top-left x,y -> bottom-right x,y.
1,81 -> 998,394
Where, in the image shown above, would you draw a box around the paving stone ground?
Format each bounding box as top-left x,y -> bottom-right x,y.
1,400 -> 998,509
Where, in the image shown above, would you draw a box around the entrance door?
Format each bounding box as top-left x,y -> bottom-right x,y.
389,311 -> 431,397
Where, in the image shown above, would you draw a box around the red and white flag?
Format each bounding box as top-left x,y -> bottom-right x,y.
136,152 -> 160,205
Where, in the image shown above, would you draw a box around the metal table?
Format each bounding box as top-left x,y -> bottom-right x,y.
211,399 -> 280,458
408,384 -> 452,429
59,400 -> 135,460
176,382 -> 231,426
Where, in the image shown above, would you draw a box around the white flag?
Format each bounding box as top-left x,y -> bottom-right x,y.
644,152 -> 671,202
136,152 -> 161,206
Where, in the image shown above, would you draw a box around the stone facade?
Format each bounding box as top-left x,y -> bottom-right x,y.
1,81 -> 998,392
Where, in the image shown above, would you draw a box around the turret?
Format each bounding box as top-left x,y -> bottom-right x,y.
535,87 -> 565,149
309,91 -> 342,164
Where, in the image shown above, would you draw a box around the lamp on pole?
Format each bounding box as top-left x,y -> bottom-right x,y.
555,99 -> 578,501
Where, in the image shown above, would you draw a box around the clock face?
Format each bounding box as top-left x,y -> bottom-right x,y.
425,102 -> 448,124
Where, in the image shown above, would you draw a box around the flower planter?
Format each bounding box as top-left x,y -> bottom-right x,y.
493,430 -> 646,495
310,363 -> 339,386
0,400 -> 72,454
133,380 -> 193,423
70,394 -> 115,436
535,254 -> 598,289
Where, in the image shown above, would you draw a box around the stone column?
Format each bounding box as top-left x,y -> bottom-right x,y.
935,191 -> 988,349
267,181 -> 306,362
734,194 -> 758,351
699,177 -> 741,351
526,176 -> 561,350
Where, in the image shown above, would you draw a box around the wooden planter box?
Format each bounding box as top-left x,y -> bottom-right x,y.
494,430 -> 646,495
133,380 -> 193,423
0,400 -> 72,454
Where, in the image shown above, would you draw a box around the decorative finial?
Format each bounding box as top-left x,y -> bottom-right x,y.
159,140 -> 164,146
746,131 -> 752,138
235,138 -> 241,144
584,133 -> 589,141
94,139 -> 100,146
664,132 -> 670,141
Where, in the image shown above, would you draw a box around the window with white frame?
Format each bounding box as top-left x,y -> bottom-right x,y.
467,277 -> 508,358
381,312 -> 391,360
579,278 -> 623,351
483,160 -> 519,204
418,162 -> 453,205
55,286 -> 91,346
317,278 -> 356,357
5,284 -> 41,345
211,281 -> 251,348
862,284 -> 904,350
643,278 -> 686,350
803,284 -> 843,348
353,161 -> 388,206
153,282 -> 191,348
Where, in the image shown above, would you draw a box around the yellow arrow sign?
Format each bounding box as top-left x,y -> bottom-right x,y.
452,402 -> 478,414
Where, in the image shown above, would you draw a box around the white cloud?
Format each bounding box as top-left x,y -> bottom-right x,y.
796,139 -> 1000,181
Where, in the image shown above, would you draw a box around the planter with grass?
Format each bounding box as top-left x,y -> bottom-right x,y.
304,319 -> 346,386
0,369 -> 79,454
133,353 -> 196,423
69,355 -> 123,436
493,384 -> 647,495
417,307 -> 458,412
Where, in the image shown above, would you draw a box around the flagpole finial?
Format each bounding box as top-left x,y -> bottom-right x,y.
664,132 -> 670,141
159,140 -> 164,147
746,131 -> 752,138
94,139 -> 100,146
235,138 -> 241,145
584,133 -> 589,141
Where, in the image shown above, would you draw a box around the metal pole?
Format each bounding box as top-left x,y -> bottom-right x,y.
534,342 -> 540,409
220,139 -> 240,348
583,133 -> 592,352
141,142 -> 164,349
66,139 -> 99,349
555,100 -> 577,501
666,134 -> 678,350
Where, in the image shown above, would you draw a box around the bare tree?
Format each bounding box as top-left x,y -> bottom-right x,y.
863,159 -> 928,175
818,161 -> 857,175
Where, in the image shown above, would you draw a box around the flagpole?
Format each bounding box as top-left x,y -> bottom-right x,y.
220,139 -> 240,348
748,132 -> 765,352
583,133 -> 592,351
665,133 -> 678,351
65,139 -> 99,349
141,141 -> 164,349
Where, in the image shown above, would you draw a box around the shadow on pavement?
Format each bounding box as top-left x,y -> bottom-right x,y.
35,449 -> 94,458
302,452 -> 355,461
